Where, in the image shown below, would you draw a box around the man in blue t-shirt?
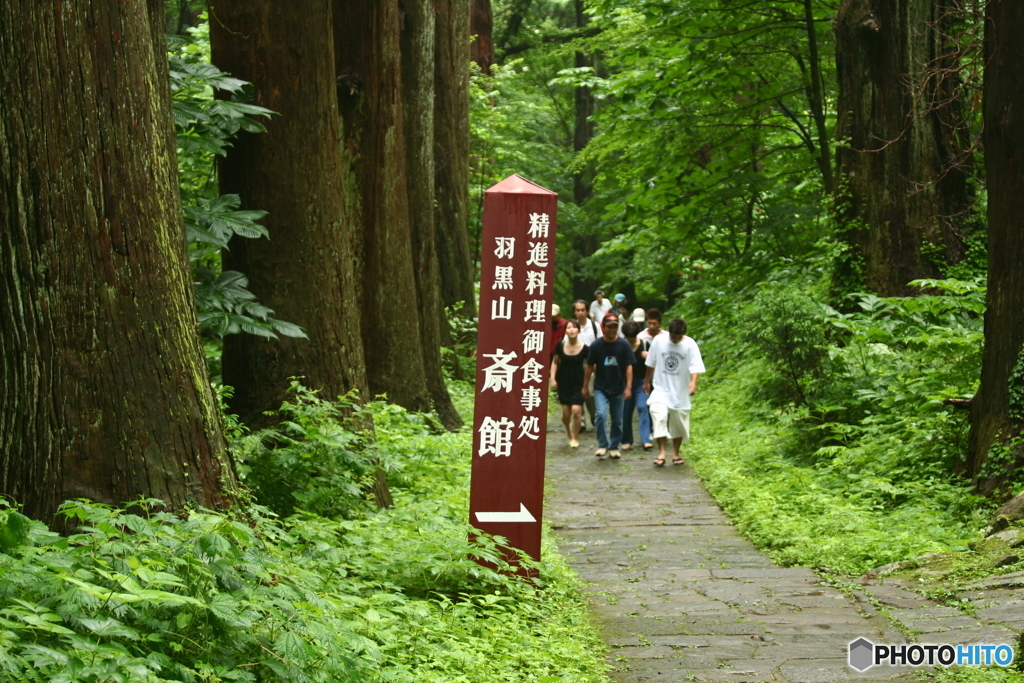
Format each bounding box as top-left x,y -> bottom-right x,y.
582,314 -> 637,459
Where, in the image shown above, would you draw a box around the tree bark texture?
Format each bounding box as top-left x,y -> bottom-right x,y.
0,0 -> 234,523
966,0 -> 1024,494
434,0 -> 476,309
209,0 -> 368,428
401,0 -> 463,430
470,0 -> 494,74
334,0 -> 431,412
834,0 -> 972,296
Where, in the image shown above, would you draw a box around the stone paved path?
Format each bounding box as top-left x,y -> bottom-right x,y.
543,425 -> 1023,682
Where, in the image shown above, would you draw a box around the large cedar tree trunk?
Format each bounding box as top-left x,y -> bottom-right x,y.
0,0 -> 235,523
402,0 -> 463,429
470,0 -> 494,74
966,0 -> 1024,495
834,0 -> 972,296
209,0 -> 368,427
334,0 -> 431,411
434,0 -> 475,310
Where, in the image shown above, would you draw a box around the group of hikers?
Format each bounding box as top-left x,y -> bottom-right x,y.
548,290 -> 705,467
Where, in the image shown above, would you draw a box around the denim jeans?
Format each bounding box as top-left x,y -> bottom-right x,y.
622,377 -> 651,446
593,389 -> 625,450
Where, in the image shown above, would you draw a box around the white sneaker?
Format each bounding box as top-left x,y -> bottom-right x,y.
594,448 -> 607,457
609,449 -> 621,459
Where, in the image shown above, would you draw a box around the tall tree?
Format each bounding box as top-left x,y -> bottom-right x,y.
209,0 -> 368,427
570,0 -> 601,303
834,0 -> 972,296
0,0 -> 235,523
471,0 -> 495,74
966,0 -> 1024,495
402,0 -> 464,429
334,0 -> 432,411
434,0 -> 476,310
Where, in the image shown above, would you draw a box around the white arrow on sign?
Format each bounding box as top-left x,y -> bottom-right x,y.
475,503 -> 536,523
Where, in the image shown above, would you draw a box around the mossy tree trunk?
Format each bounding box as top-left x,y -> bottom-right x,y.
833,0 -> 972,296
402,0 -> 463,430
334,0 -> 431,412
209,0 -> 369,428
0,0 -> 235,524
966,0 -> 1024,495
434,0 -> 475,311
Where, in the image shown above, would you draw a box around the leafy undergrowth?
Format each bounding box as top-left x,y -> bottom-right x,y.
685,367 -> 989,577
679,277 -> 1002,577
0,384 -> 609,682
923,666 -> 1024,682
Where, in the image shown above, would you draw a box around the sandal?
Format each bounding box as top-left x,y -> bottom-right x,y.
672,457 -> 685,466
653,457 -> 666,467
643,444 -> 653,451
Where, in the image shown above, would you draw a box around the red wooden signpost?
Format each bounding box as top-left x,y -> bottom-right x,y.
469,174 -> 558,564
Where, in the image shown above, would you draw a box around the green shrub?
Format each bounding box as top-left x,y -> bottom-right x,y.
742,284 -> 840,411
234,382 -> 390,520
0,381 -> 610,682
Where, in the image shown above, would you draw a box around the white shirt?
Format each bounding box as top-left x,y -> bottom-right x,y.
645,335 -> 706,410
589,298 -> 613,321
574,317 -> 599,345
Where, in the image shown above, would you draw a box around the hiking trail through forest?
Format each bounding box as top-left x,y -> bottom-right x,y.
544,422 -> 1024,682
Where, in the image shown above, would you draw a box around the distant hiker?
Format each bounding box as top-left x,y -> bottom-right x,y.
572,299 -> 599,345
644,318 -> 705,467
582,313 -> 636,459
621,321 -> 652,452
572,299 -> 600,428
614,292 -> 630,318
637,308 -> 667,343
550,319 -> 588,448
589,289 -> 613,322
550,303 -> 567,360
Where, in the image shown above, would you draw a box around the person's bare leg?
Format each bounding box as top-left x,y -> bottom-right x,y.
654,436 -> 667,464
672,437 -> 685,464
562,405 -> 572,442
570,405 -> 582,447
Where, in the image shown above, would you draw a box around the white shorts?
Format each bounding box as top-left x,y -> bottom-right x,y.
649,402 -> 690,442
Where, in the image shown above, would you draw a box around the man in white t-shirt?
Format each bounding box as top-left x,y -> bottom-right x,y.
589,289 -> 613,322
644,318 -> 706,466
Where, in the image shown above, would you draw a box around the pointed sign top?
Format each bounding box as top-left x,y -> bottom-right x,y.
485,174 -> 557,196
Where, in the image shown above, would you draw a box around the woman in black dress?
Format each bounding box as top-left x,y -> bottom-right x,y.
549,319 -> 589,447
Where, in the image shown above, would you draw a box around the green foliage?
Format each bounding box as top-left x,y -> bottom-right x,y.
686,370 -> 988,575
743,284 -> 838,410
1007,343 -> 1024,423
0,381 -> 610,682
169,20 -> 305,345
563,0 -> 836,303
682,277 -> 991,575
234,382 -> 384,519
